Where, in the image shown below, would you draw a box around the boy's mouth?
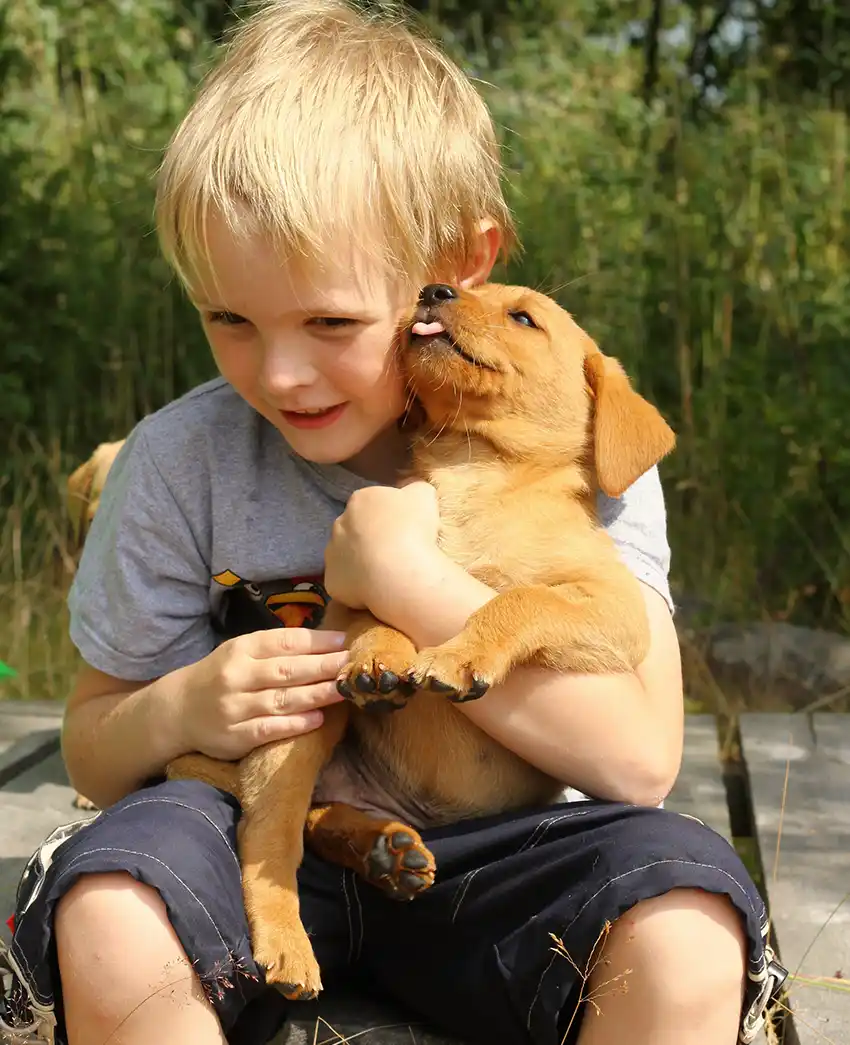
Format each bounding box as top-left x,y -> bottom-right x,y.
280,404 -> 348,430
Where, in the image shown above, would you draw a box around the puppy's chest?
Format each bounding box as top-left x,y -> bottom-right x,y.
430,473 -> 552,588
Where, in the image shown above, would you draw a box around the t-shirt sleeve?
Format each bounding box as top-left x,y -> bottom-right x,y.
67,422 -> 216,680
597,465 -> 675,614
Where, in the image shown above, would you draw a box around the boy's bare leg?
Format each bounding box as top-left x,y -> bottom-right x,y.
576,889 -> 746,1045
57,873 -> 227,1045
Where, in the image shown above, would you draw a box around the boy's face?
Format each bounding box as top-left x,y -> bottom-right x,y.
191,218 -> 414,479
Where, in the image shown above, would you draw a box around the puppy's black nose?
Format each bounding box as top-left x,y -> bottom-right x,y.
419,283 -> 458,307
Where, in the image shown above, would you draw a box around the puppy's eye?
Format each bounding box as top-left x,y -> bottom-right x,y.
508,310 -> 538,329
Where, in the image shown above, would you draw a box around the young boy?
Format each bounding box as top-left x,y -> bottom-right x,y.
2,2 -> 786,1043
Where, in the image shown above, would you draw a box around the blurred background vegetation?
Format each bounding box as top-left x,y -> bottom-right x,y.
1,0 -> 849,702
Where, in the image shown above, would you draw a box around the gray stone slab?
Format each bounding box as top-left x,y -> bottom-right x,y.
272,987 -> 464,1045
0,749 -> 94,943
666,715 -> 733,841
740,713 -> 850,1045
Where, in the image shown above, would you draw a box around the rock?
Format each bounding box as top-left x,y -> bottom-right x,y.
691,622 -> 850,710
272,987 -> 467,1044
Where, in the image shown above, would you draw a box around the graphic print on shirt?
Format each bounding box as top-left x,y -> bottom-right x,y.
211,569 -> 329,640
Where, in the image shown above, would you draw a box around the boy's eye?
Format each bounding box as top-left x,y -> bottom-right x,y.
508,310 -> 538,329
309,317 -> 357,329
207,310 -> 249,326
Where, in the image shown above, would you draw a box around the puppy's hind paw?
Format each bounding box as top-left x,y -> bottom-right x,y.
364,826 -> 436,900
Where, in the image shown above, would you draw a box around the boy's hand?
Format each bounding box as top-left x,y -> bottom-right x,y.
324,481 -> 442,611
174,629 -> 349,760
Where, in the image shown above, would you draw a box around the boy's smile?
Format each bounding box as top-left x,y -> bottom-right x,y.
191,217 -> 414,481
281,403 -> 349,429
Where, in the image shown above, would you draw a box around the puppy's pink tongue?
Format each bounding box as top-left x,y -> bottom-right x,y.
412,321 -> 445,336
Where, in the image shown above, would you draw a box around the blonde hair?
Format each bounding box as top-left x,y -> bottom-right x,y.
155,0 -> 516,289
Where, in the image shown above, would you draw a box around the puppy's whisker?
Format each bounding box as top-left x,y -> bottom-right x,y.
449,392 -> 464,433
424,392 -> 461,447
402,388 -> 417,421
425,412 -> 453,447
540,272 -> 596,300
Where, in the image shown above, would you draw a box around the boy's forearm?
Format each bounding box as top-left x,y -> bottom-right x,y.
367,554 -> 682,806
62,672 -> 189,809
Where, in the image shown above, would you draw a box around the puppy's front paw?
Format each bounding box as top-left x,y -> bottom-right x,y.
252,919 -> 323,1001
337,634 -> 418,711
408,640 -> 502,702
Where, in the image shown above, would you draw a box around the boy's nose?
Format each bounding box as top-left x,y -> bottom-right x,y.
419,283 -> 458,307
260,341 -> 317,395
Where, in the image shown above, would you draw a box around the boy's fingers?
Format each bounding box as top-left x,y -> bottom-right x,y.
246,651 -> 351,694
239,628 -> 348,659
236,709 -> 328,749
242,680 -> 346,721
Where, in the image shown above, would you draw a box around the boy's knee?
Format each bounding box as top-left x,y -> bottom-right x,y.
603,888 -> 747,1005
55,873 -> 226,1042
57,871 -> 167,935
56,871 -> 188,984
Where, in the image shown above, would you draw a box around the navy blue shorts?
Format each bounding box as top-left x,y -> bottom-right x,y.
2,780 -> 787,1045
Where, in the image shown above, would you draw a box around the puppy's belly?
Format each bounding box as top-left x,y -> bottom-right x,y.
338,701 -> 565,827
311,743 -> 441,830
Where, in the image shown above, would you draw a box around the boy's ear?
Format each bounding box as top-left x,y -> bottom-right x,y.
584,351 -> 676,498
458,220 -> 502,288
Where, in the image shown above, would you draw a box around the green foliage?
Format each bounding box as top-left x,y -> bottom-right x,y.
482,33 -> 850,626
1,0 -> 849,700
0,0 -> 215,449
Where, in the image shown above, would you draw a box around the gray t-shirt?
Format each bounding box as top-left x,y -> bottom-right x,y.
70,376 -> 674,679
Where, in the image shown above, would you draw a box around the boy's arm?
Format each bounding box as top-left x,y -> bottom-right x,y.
64,624 -> 351,809
368,560 -> 683,807
62,666 -> 190,809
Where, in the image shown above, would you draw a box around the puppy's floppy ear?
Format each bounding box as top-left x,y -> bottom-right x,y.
66,458 -> 96,543
66,440 -> 125,542
584,350 -> 675,498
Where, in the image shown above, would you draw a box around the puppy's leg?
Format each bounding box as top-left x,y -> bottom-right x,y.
305,802 -> 435,900
407,578 -> 649,700
334,610 -> 419,711
166,753 -> 241,798
238,703 -> 348,1000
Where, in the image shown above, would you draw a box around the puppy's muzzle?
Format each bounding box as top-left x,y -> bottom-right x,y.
409,284 -> 497,371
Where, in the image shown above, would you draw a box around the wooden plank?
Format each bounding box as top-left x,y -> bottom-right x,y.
0,699 -> 63,786
666,718 -> 768,1043
741,713 -> 850,1045
666,715 -> 733,842
0,699 -> 64,748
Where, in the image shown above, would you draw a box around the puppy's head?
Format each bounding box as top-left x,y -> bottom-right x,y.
400,283 -> 675,497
